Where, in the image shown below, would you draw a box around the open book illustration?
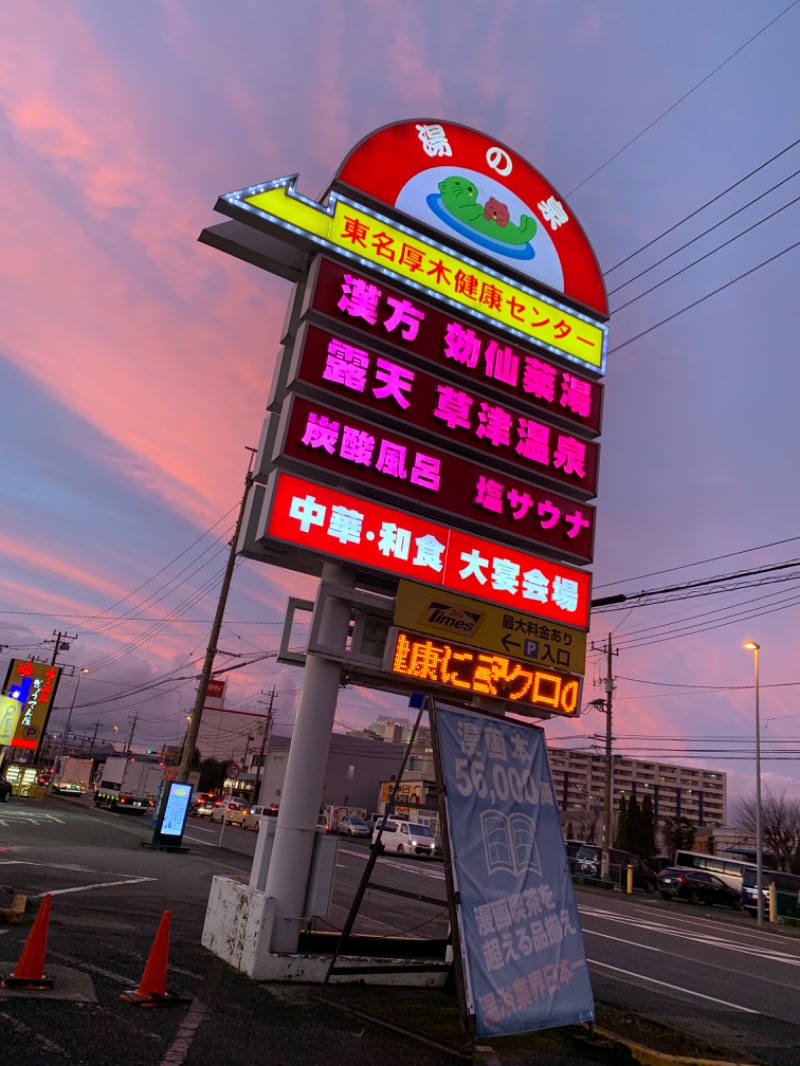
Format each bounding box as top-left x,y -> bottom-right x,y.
481,809 -> 543,878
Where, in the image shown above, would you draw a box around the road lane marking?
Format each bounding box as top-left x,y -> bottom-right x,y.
36,877 -> 156,897
580,905 -> 800,965
583,929 -> 664,951
587,958 -> 759,1012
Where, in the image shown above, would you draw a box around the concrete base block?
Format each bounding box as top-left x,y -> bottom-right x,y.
202,876 -> 450,987
202,875 -> 277,980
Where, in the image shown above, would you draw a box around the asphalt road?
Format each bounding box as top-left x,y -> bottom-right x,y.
3,794 -> 800,1065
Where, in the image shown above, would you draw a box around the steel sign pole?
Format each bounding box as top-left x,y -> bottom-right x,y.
744,641 -> 763,926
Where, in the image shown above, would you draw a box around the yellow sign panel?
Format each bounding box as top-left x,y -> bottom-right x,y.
0,696 -> 22,745
235,180 -> 606,372
394,581 -> 587,676
379,781 -> 422,804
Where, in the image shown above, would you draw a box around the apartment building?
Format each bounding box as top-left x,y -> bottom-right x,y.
547,746 -> 727,839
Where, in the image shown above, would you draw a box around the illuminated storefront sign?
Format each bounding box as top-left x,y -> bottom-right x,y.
434,706 -> 594,1036
303,257 -> 604,436
274,394 -> 595,564
289,321 -> 600,498
394,581 -> 587,675
0,695 -> 23,745
385,629 -> 582,717
334,119 -> 608,319
1,658 -> 62,749
220,179 -> 607,373
264,471 -> 592,627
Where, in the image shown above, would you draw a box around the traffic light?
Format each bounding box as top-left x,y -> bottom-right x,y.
147,748 -> 154,754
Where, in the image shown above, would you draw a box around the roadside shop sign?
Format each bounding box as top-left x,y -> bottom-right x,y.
393,581 -> 587,675
300,257 -> 604,435
434,705 -> 594,1036
273,393 -> 595,564
385,628 -> 583,718
263,471 -> 592,627
1,658 -> 62,750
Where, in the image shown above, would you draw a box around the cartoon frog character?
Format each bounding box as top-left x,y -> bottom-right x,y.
438,175 -> 537,246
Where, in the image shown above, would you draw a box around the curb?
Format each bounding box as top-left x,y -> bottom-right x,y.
590,1025 -> 760,1066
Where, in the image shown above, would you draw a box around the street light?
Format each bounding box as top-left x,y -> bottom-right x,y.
56,668 -> 89,764
743,641 -> 763,927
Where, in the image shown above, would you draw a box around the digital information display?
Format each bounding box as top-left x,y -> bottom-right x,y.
384,627 -> 582,717
154,781 -> 193,845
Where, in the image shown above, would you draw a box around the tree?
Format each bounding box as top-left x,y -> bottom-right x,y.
639,793 -> 657,863
198,757 -> 228,794
626,794 -> 641,855
615,794 -> 628,850
662,816 -> 696,859
732,789 -> 800,873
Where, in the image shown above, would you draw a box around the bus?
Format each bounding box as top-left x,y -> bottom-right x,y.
741,866 -> 800,920
672,850 -> 757,891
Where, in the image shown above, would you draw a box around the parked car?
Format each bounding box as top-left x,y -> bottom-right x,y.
372,818 -> 436,858
0,777 -> 12,802
575,845 -> 657,893
339,815 -> 370,837
658,867 -> 742,908
564,839 -> 586,872
241,804 -> 279,830
194,794 -> 218,818
210,800 -> 248,826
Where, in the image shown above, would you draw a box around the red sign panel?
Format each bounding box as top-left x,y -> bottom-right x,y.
305,257 -> 603,434
275,394 -> 595,565
289,321 -> 599,498
263,471 -> 592,628
333,119 -> 608,317
207,678 -> 226,700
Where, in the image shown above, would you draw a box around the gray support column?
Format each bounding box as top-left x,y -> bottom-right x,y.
264,563 -> 355,953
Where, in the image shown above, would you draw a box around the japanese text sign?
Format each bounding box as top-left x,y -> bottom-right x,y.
222,179 -> 607,372
1,658 -> 62,749
274,394 -> 595,564
289,321 -> 600,498
434,705 -> 594,1036
393,581 -> 588,675
386,629 -> 583,717
0,696 -> 23,745
263,471 -> 592,627
304,257 -> 603,436
334,119 -> 608,317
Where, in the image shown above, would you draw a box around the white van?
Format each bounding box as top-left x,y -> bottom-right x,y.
372,818 -> 436,858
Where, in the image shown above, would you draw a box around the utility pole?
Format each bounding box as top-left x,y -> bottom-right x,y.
178,449 -> 256,782
125,712 -> 138,755
591,633 -> 618,881
33,631 -> 79,763
253,686 -> 276,805
89,722 -> 100,756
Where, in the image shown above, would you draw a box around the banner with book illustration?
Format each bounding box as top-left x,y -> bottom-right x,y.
435,705 -> 594,1037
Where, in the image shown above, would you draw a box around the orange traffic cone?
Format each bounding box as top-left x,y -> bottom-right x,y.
120,910 -> 189,1007
1,893 -> 53,989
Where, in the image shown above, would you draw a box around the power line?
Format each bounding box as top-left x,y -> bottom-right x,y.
567,1 -> 799,197
608,233 -> 800,355
611,186 -> 800,314
604,133 -> 800,274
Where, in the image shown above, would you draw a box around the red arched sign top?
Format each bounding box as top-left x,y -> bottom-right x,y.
334,119 -> 607,319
